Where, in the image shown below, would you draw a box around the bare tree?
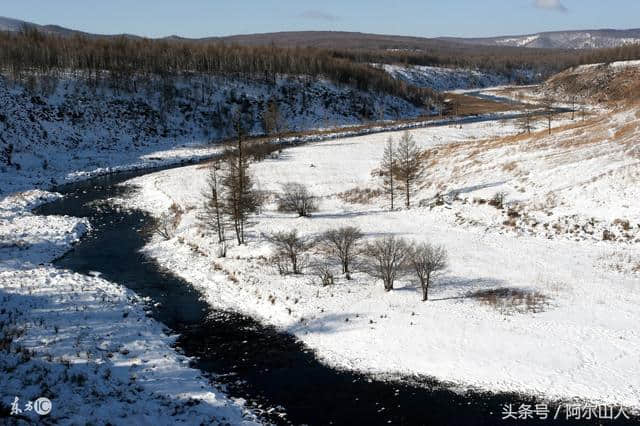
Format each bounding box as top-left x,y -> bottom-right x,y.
363,235 -> 411,291
153,203 -> 183,241
569,95 -> 576,120
379,136 -> 397,210
221,116 -> 262,245
517,106 -> 533,135
318,226 -> 363,279
395,131 -> 424,208
263,98 -> 286,141
311,260 -> 335,286
265,230 -> 314,274
221,151 -> 261,245
199,161 -> 227,257
276,182 -> 318,217
490,191 -> 508,209
541,95 -> 555,135
409,243 -> 448,301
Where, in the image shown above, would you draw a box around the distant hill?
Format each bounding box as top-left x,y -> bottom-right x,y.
0,16 -> 138,39
1,16 -> 639,51
440,29 -> 640,49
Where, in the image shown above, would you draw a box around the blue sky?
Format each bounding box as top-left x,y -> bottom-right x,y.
3,0 -> 639,39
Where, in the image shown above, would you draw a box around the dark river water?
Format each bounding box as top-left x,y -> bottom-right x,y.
34,161 -> 635,425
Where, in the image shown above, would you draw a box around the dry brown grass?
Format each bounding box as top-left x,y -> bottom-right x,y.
545,64 -> 640,105
614,120 -> 639,140
502,161 -> 518,172
337,187 -> 383,204
469,287 -> 550,314
445,93 -> 521,115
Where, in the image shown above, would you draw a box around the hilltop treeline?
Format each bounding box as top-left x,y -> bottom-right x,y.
0,28 -> 437,106
211,30 -> 640,78
330,43 -> 640,78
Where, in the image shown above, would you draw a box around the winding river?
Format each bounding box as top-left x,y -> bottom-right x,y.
33,113 -> 629,426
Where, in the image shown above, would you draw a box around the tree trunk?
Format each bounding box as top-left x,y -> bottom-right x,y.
390,169 -> 394,210
384,278 -> 392,291
422,274 -> 431,301
405,177 -> 410,208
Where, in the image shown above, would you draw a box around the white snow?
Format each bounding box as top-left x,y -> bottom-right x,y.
0,180 -> 259,423
378,64 -> 534,91
0,73 -> 426,195
124,98 -> 640,411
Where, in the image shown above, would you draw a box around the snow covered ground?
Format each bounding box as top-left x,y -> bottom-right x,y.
0,191 -> 259,423
378,64 -> 535,91
0,73 -> 426,195
125,102 -> 640,411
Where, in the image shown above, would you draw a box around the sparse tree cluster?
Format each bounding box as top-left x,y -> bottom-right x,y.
200,124 -> 262,253
363,236 -> 447,300
262,217 -> 448,300
378,131 -> 425,209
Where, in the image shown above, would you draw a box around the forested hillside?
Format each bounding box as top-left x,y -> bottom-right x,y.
0,29 -> 434,106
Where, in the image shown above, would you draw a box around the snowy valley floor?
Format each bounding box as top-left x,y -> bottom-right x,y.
124,108 -> 640,411
0,88 -> 518,423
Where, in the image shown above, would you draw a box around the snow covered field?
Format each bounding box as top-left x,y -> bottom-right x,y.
125,104 -> 640,410
0,191 -> 259,423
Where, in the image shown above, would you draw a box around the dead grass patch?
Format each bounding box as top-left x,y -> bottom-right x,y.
614,121 -> 639,140
502,161 -> 518,172
337,187 -> 383,204
469,287 -> 550,314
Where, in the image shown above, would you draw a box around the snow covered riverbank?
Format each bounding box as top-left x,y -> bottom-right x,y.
124,109 -> 640,411
1,190 -> 259,423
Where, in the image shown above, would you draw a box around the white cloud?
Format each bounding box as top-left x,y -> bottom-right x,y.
534,0 -> 568,12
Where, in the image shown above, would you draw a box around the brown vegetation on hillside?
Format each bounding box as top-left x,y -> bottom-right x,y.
544,62 -> 640,104
0,28 -> 436,106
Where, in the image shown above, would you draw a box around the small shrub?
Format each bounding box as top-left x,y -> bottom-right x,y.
276,183 -> 318,217
312,261 -> 335,286
502,161 -> 518,172
153,203 -> 184,240
265,230 -> 314,274
489,191 -> 507,209
613,218 -> 631,231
